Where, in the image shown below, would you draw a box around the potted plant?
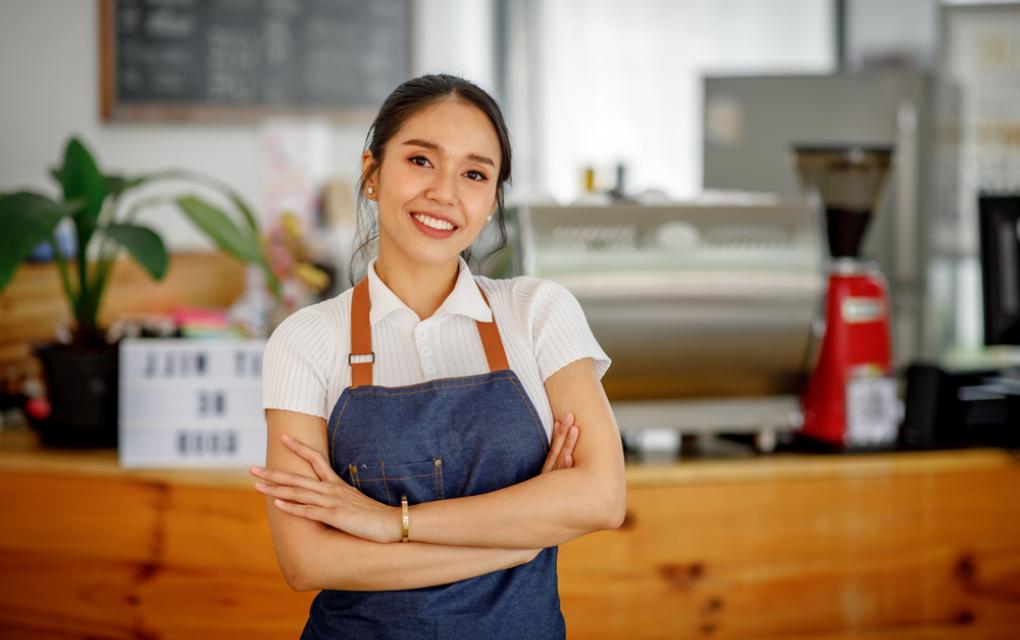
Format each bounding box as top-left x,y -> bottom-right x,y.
0,135 -> 280,447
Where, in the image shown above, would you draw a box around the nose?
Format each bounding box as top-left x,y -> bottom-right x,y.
425,165 -> 458,205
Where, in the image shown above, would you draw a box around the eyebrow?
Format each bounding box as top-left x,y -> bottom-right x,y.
400,138 -> 495,168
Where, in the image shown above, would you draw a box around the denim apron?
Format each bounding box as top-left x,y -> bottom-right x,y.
301,276 -> 566,639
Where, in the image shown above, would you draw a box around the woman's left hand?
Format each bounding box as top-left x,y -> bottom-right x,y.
250,434 -> 402,543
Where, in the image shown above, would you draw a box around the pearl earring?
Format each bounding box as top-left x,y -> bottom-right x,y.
366,186 -> 374,196
486,214 -> 493,222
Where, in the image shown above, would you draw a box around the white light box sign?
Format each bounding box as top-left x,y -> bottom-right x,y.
118,338 -> 268,468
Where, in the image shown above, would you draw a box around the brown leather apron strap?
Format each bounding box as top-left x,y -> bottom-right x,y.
475,286 -> 510,372
349,277 -> 374,387
347,276 -> 511,387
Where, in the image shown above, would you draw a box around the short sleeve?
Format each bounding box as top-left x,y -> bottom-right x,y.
261,305 -> 333,419
514,277 -> 612,382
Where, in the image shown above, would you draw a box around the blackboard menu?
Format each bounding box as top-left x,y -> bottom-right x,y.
100,0 -> 411,120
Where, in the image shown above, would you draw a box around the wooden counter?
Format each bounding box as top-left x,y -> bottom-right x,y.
1,426 -> 1018,639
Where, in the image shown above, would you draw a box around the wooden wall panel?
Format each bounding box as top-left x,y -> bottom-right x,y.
0,436 -> 1018,639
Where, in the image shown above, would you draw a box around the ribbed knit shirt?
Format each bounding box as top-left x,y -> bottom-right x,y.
261,255 -> 612,442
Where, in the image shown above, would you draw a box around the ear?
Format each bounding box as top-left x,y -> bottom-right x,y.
360,151 -> 377,195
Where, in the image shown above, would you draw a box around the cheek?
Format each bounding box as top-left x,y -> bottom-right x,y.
468,183 -> 498,206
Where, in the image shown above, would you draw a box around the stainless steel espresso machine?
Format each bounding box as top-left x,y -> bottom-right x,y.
502,196 -> 825,452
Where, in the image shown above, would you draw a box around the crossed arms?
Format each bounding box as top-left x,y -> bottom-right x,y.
259,357 -> 626,592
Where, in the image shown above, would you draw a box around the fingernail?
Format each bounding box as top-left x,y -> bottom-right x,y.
274,499 -> 284,506
250,465 -> 263,472
281,434 -> 292,442
255,482 -> 266,490
565,455 -> 572,466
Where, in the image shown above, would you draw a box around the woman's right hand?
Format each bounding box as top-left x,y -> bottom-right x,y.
515,412 -> 580,564
541,411 -> 579,474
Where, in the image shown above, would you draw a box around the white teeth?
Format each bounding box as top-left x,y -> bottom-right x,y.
412,212 -> 455,231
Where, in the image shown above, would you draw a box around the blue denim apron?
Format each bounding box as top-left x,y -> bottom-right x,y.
301,276 -> 566,639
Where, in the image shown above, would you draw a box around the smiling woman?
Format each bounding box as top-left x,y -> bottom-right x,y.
257,73 -> 623,640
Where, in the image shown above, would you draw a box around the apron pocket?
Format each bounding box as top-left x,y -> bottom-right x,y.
342,456 -> 444,506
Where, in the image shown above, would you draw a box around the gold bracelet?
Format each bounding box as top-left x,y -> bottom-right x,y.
401,494 -> 410,543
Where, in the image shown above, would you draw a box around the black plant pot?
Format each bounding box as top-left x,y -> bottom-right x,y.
29,341 -> 120,448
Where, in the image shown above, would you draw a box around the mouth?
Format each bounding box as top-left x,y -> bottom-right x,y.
409,210 -> 459,239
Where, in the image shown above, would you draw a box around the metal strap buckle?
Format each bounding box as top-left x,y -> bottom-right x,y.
348,351 -> 375,365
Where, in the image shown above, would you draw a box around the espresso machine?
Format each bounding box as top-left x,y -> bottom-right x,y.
794,145 -> 900,447
493,195 -> 824,454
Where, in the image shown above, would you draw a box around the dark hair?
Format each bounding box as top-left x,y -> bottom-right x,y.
347,73 -> 513,286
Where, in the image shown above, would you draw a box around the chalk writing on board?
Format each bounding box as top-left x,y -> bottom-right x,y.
102,0 -> 411,120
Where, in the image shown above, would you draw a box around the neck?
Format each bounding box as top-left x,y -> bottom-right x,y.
373,249 -> 460,321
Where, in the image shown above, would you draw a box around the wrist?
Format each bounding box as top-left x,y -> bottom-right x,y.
392,504 -> 404,543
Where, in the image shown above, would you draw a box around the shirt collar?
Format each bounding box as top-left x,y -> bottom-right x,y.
366,256 -> 493,326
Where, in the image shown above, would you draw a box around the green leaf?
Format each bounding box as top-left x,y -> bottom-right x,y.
0,191 -> 82,291
57,137 -> 109,269
228,192 -> 260,234
104,223 -> 169,280
58,137 -> 107,222
175,195 -> 263,263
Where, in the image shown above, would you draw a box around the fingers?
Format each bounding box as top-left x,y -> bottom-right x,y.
542,420 -> 567,474
250,465 -> 322,491
250,462 -> 349,499
280,434 -> 340,482
271,498 -> 331,524
558,424 -> 579,469
554,412 -> 576,470
542,411 -> 577,473
254,481 -> 334,508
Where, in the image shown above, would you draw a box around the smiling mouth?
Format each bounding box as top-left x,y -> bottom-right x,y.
409,211 -> 459,232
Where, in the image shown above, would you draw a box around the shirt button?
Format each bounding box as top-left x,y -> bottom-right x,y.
424,364 -> 437,374
420,346 -> 432,356
416,328 -> 428,339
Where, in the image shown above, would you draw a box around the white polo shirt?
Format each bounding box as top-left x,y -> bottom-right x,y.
261,255 -> 612,442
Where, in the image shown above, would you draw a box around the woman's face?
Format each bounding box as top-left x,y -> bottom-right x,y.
364,98 -> 501,268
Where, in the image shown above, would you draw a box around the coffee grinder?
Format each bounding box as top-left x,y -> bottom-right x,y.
794,145 -> 900,447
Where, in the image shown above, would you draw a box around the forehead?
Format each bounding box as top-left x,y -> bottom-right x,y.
391,98 -> 501,163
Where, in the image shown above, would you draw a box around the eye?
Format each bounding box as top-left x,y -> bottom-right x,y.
409,155 -> 432,168
465,169 -> 488,182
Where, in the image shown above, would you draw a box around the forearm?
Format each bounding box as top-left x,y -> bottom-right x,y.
407,465 -> 625,550
297,520 -> 538,592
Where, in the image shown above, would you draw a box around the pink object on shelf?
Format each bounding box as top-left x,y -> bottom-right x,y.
172,306 -> 230,329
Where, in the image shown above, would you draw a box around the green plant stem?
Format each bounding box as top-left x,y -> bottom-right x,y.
88,191 -> 131,329
46,235 -> 77,320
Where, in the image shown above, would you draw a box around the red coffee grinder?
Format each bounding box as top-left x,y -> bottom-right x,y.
794,145 -> 900,448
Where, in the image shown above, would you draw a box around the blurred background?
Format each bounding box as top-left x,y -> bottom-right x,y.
1,1 -> 1019,638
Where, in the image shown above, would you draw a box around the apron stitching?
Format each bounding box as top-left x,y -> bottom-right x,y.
330,392 -> 354,467
354,473 -> 434,481
501,374 -> 549,449
379,460 -> 393,504
365,375 -> 516,397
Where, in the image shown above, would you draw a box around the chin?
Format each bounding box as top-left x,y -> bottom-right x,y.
401,241 -> 466,267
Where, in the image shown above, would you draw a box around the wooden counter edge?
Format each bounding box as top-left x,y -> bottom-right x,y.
1,427 -> 1016,488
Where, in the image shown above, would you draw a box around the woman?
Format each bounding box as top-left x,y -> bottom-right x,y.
253,73 -> 626,639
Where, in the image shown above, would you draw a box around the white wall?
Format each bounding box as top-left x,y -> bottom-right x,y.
525,0 -> 834,204
0,0 -> 493,251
